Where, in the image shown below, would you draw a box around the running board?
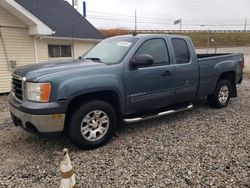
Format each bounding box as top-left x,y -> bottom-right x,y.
123,104 -> 193,123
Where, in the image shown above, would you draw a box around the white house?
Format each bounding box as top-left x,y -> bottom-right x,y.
0,0 -> 104,93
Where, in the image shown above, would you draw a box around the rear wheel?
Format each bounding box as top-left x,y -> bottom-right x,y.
207,79 -> 232,108
68,100 -> 117,149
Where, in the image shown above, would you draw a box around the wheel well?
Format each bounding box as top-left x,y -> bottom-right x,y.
218,71 -> 237,97
64,91 -> 121,132
218,71 -> 235,83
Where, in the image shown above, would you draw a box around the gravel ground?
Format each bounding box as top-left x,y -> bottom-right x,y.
0,80 -> 249,188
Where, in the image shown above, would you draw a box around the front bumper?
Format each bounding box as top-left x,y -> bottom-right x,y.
10,105 -> 65,133
9,93 -> 68,133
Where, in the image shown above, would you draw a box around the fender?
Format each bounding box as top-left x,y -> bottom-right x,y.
212,60 -> 238,91
214,60 -> 238,77
55,74 -> 126,113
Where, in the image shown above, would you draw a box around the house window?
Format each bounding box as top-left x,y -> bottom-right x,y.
48,45 -> 72,58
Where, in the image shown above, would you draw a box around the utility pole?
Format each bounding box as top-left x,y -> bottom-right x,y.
244,17 -> 247,32
180,19 -> 182,31
133,10 -> 137,36
207,29 -> 210,54
201,25 -> 210,54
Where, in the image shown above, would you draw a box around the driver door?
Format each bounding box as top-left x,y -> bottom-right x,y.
124,38 -> 176,114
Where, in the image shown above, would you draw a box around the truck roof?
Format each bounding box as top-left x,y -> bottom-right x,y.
109,34 -> 190,40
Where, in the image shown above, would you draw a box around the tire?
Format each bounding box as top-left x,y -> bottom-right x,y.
68,100 -> 117,149
207,79 -> 232,108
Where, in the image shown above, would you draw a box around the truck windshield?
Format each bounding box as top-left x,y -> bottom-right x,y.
83,37 -> 138,64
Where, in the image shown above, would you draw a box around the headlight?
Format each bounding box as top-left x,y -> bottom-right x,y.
25,82 -> 51,102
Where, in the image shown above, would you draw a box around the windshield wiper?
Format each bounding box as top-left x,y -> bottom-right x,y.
85,57 -> 103,63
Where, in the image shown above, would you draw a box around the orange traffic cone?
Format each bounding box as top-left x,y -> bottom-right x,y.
60,148 -> 77,188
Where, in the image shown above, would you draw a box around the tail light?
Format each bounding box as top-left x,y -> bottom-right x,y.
240,57 -> 245,70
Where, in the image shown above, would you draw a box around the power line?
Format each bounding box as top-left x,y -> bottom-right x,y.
87,16 -> 173,25
87,10 -> 173,22
86,12 -> 249,27
87,15 -> 173,24
88,11 -> 247,26
117,0 -> 246,9
87,10 -> 246,24
83,7 -> 249,30
87,15 -> 250,27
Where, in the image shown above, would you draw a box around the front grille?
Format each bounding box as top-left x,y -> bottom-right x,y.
12,75 -> 23,101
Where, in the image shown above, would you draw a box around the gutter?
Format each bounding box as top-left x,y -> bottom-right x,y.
39,36 -> 102,43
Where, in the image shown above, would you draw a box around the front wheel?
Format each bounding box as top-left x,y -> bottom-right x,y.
68,100 -> 117,149
207,79 -> 232,108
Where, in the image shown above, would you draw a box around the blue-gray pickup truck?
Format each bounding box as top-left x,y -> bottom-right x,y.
9,34 -> 244,149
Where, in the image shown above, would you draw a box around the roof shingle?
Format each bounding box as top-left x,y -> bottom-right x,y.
15,0 -> 104,39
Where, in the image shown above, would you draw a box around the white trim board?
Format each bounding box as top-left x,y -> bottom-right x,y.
0,0 -> 54,35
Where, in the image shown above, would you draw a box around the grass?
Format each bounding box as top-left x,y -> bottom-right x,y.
99,28 -> 250,48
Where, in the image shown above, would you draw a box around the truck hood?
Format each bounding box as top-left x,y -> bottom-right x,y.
13,60 -> 105,80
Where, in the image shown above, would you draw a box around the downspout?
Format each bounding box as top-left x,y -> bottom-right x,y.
33,37 -> 38,63
72,40 -> 75,59
0,27 -> 11,71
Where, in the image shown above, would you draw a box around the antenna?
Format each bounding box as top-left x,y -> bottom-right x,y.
74,0 -> 79,7
244,17 -> 247,32
133,10 -> 137,36
72,0 -> 79,9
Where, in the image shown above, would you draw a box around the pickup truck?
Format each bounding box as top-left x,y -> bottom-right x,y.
9,34 -> 244,149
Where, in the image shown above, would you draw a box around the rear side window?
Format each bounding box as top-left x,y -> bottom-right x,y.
135,39 -> 170,65
171,39 -> 190,64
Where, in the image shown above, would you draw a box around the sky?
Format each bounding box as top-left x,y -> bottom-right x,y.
67,0 -> 250,30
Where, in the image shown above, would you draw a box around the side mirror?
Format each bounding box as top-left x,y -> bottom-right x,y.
131,54 -> 153,68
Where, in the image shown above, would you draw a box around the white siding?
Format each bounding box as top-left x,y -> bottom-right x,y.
0,35 -> 11,93
36,39 -> 96,62
36,39 -> 49,62
0,4 -> 99,93
0,5 -> 29,93
36,39 -> 74,62
0,27 -> 35,67
0,27 -> 35,93
0,6 -> 27,28
73,40 -> 96,58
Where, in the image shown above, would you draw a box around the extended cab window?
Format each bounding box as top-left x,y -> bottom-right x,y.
135,39 -> 170,65
171,39 -> 190,64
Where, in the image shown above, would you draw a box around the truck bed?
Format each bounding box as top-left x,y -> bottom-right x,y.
197,53 -> 244,98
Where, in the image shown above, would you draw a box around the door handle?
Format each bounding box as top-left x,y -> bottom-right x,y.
162,70 -> 173,76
